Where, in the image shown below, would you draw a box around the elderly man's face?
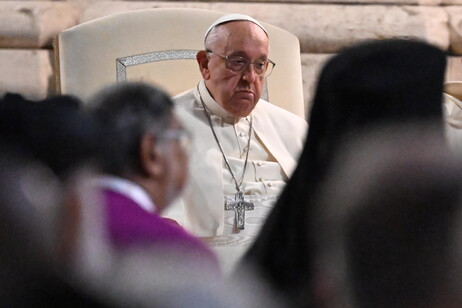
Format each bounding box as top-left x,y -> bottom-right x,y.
200,21 -> 269,117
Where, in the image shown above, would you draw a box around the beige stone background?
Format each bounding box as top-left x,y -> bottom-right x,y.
2,0 -> 462,113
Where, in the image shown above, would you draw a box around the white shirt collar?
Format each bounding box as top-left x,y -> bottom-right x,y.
94,175 -> 156,213
194,80 -> 238,122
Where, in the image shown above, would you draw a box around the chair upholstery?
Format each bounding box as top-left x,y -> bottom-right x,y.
55,7 -> 305,118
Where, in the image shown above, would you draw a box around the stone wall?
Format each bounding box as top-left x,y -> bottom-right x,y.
2,0 -> 462,112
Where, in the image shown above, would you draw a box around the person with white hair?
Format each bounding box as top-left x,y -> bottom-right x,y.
163,14 -> 307,273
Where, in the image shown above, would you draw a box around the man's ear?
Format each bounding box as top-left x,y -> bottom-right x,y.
139,134 -> 164,178
197,50 -> 210,80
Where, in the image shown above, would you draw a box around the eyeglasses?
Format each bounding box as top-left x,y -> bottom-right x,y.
207,50 -> 276,78
160,129 -> 191,153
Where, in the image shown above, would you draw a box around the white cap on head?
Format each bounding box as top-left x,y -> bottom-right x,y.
204,13 -> 268,43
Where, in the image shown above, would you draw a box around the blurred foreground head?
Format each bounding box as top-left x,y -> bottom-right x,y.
0,93 -> 99,180
314,125 -> 462,308
242,39 -> 448,306
307,38 -> 446,173
88,82 -> 188,211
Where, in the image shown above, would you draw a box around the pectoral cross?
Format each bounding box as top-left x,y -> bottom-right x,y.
225,191 -> 254,230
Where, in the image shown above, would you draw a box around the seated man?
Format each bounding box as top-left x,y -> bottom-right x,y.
87,82 -> 220,274
164,14 -> 307,272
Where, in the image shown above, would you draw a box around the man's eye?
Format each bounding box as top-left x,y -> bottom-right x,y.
255,62 -> 266,69
230,58 -> 246,66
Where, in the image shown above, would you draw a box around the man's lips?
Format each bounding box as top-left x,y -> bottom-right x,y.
234,90 -> 254,100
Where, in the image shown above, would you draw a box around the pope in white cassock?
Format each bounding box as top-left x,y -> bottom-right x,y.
163,14 -> 307,273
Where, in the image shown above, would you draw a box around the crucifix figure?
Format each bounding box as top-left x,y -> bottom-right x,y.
225,191 -> 255,230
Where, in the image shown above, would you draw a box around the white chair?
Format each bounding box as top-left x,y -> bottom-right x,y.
54,7 -> 305,118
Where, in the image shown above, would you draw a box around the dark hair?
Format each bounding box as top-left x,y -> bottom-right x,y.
242,39 -> 447,306
0,93 -> 98,180
88,82 -> 174,176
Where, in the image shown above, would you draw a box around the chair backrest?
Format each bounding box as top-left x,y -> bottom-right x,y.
55,8 -> 305,118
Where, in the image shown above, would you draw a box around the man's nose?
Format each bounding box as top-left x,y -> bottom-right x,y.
241,64 -> 258,82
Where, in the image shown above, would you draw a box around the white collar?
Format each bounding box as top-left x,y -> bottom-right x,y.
194,80 -> 239,122
94,175 -> 156,213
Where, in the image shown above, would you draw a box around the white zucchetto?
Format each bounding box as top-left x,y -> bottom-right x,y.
204,13 -> 268,42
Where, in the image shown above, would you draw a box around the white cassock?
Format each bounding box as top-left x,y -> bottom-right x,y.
443,82 -> 462,153
163,80 -> 307,273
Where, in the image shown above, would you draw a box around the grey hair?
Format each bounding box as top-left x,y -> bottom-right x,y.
87,82 -> 174,176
